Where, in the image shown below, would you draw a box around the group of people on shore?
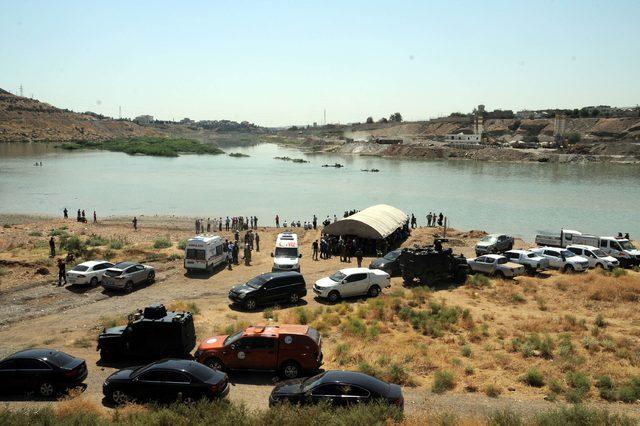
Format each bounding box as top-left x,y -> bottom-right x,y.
275,214 -> 319,230
63,208 -> 97,224
426,212 -> 445,227
195,216 -> 260,234
223,228 -> 260,269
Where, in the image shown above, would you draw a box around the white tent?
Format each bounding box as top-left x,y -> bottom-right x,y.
323,204 -> 408,239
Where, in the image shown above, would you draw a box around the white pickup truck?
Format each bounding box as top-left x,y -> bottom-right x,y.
531,247 -> 589,273
535,230 -> 639,268
504,250 -> 550,275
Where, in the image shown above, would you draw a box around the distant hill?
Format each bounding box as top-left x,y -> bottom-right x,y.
0,89 -> 266,144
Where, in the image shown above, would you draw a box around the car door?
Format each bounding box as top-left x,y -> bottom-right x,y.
160,370 -> 193,402
474,257 -> 490,273
310,383 -> 344,406
227,337 -> 277,370
134,369 -> 167,402
14,358 -> 52,390
131,265 -> 146,284
341,383 -> 372,406
0,359 -> 19,390
95,262 -> 113,281
544,250 -> 561,268
342,273 -> 368,297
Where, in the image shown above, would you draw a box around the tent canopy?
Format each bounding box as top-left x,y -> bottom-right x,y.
323,204 -> 408,240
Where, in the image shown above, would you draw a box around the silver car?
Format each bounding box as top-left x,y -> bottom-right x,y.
467,254 -> 525,278
101,262 -> 155,293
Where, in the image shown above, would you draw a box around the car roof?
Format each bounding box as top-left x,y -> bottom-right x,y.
77,260 -> 109,267
317,370 -> 390,394
257,271 -> 303,280
340,267 -> 371,274
505,249 -> 531,254
242,324 -> 310,338
112,261 -> 136,269
5,348 -> 62,360
482,254 -> 505,259
567,244 -> 598,250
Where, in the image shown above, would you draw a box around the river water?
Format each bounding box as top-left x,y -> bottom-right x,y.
0,143 -> 638,240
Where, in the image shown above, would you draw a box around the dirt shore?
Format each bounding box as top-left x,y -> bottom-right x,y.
1,215 -> 639,420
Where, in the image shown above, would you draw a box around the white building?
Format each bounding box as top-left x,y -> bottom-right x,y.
134,115 -> 154,124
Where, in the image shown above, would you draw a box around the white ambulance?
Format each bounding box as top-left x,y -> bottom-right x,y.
184,235 -> 225,273
271,232 -> 301,272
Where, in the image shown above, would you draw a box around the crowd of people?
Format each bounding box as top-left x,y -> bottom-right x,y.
62,208 -> 97,224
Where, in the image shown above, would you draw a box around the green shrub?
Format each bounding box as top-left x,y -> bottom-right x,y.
535,405 -> 634,426
334,343 -> 351,366
177,239 -> 188,250
86,234 -> 108,246
565,371 -> 590,403
432,370 -> 455,394
399,300 -> 461,338
153,236 -> 172,249
460,345 -> 472,358
344,317 -> 367,337
520,368 -> 545,387
109,238 -> 125,249
488,409 -> 522,425
2,224 -> 11,229
468,274 -> 490,288
594,314 -> 606,328
28,230 -> 43,237
60,235 -> 88,257
485,384 -> 502,398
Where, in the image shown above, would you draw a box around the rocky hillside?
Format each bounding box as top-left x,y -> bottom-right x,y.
0,89 -> 266,144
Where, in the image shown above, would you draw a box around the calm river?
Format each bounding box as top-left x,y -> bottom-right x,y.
0,143 -> 638,240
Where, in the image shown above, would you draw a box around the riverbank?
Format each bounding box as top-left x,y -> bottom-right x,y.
1,215 -> 640,420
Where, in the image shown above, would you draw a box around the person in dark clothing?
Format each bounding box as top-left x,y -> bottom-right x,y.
63,208 -> 68,219
625,233 -> 630,240
254,216 -> 258,229
411,214 -> 417,229
313,215 -> 317,230
434,239 -> 443,252
49,237 -> 56,257
81,210 -> 86,219
255,233 -> 260,251
355,247 -> 363,268
437,213 -> 443,226
312,240 -> 319,261
77,209 -> 81,222
57,258 -> 67,286
232,243 -> 239,265
93,211 -> 97,223
132,216 -> 138,230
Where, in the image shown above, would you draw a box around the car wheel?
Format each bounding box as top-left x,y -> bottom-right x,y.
110,389 -> 129,405
124,281 -> 134,293
39,382 -> 55,397
368,285 -> 380,297
205,357 -> 225,371
495,270 -> 505,279
147,270 -> 155,283
596,263 -> 604,269
327,291 -> 340,303
90,277 -> 98,286
289,292 -> 300,304
564,265 -> 575,274
244,298 -> 257,311
280,361 -> 301,379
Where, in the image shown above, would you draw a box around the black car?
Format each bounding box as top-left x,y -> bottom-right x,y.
98,304 -> 196,361
228,272 -> 307,311
269,370 -> 403,409
0,349 -> 87,397
103,359 -> 229,405
369,249 -> 402,276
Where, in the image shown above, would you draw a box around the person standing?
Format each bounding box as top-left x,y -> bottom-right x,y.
355,247 -> 363,268
219,217 -> 223,232
81,210 -> 86,221
76,209 -> 81,222
49,236 -> 56,257
93,211 -> 97,223
254,216 -> 258,229
232,243 -> 239,265
427,212 -> 432,227
132,216 -> 138,231
312,240 -> 319,261
411,214 -> 416,229
255,232 -> 260,252
438,212 -> 443,227
225,216 -> 230,231
195,219 -> 200,234
226,247 -> 233,270
57,258 -> 67,286
275,214 -> 279,227
207,218 -> 211,232
243,243 -> 252,266
313,215 -> 317,230
63,208 -> 68,219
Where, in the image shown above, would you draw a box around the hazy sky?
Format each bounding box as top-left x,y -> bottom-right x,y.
1,0 -> 639,126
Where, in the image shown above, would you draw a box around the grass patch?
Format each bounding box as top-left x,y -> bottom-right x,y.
56,137 -> 225,157
108,238 -> 126,249
398,299 -> 461,338
168,301 -> 200,315
85,234 -> 108,246
432,369 -> 455,394
28,230 -> 43,237
467,274 -> 490,288
177,239 -> 188,250
153,236 -> 172,249
485,384 -> 502,398
520,368 -> 545,387
535,404 -> 635,426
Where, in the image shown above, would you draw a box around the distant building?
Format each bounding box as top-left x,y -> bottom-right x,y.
134,115 -> 153,124
444,133 -> 481,143
515,110 -> 543,119
180,118 -> 195,125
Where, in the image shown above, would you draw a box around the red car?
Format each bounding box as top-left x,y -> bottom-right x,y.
195,325 -> 323,379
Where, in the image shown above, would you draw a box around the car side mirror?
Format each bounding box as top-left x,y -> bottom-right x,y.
270,253 -> 274,258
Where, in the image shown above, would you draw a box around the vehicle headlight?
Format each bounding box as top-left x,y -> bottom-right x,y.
237,292 -> 246,299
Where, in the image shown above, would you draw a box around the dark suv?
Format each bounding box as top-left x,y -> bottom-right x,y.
228,272 -> 307,310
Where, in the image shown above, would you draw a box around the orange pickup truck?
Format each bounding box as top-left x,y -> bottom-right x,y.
194,324 -> 323,379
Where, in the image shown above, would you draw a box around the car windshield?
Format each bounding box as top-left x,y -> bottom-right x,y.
275,247 -> 298,258
71,265 -> 89,272
620,241 -> 636,250
329,271 -> 347,282
497,258 -> 507,264
246,276 -> 266,289
592,249 -> 607,257
302,372 -> 326,391
383,251 -> 400,261
224,330 -> 244,346
480,236 -> 497,244
48,351 -> 76,367
561,250 -> 576,258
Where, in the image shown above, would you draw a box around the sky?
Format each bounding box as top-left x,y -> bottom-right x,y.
1,0 -> 639,127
